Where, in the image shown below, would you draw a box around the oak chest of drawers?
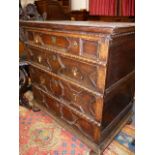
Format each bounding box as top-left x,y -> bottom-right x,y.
20,21 -> 135,154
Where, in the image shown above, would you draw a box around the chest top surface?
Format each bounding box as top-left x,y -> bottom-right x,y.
20,20 -> 135,34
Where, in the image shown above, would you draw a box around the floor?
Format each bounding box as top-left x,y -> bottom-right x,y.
19,105 -> 135,155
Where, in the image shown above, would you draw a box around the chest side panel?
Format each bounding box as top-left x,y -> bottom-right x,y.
105,33 -> 135,88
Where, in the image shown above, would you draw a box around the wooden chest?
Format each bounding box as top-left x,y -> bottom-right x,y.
20,21 -> 135,154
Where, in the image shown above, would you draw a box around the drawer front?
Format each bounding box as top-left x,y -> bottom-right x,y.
27,47 -> 102,92
33,86 -> 100,142
27,30 -> 100,60
30,66 -> 103,122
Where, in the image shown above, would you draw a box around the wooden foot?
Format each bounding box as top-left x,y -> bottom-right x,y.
32,106 -> 40,112
20,95 -> 32,109
31,100 -> 41,112
32,105 -> 41,112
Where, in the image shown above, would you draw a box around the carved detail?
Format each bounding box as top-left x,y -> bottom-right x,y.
27,42 -> 106,66
66,83 -> 96,117
33,84 -> 101,126
46,54 -> 65,72
39,76 -> 48,92
89,71 -> 97,88
59,80 -> 65,96
40,76 -> 45,85
66,37 -> 72,50
58,66 -> 84,82
42,93 -> 49,109
49,78 -> 62,96
59,105 -> 93,139
36,72 -> 95,117
60,106 -> 79,125
28,49 -> 34,57
30,62 -> 103,97
28,47 -> 97,91
65,37 -> 79,51
57,55 -> 65,68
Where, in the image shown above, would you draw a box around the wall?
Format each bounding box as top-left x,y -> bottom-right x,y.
71,0 -> 89,11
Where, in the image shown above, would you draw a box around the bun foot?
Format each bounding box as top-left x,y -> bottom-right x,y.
32,105 -> 40,112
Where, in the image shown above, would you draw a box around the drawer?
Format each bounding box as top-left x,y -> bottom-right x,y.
27,47 -> 47,67
27,30 -> 99,60
27,47 -> 103,92
30,66 -> 103,122
33,86 -> 100,142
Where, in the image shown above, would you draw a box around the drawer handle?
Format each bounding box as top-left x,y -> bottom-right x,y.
58,67 -> 83,81
72,67 -> 83,80
38,55 -> 42,63
34,34 -> 43,44
51,36 -> 56,44
73,41 -> 78,47
72,67 -> 78,77
72,93 -> 77,102
34,37 -> 39,44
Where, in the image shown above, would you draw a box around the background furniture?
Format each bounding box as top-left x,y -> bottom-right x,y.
35,0 -> 69,20
20,21 -> 135,154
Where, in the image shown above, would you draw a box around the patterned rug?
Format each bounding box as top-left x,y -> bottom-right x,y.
19,106 -> 135,155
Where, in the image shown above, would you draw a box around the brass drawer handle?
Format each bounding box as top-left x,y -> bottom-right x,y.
72,93 -> 77,102
34,37 -> 39,44
71,67 -> 83,80
34,34 -> 44,45
38,55 -> 42,63
73,41 -> 78,47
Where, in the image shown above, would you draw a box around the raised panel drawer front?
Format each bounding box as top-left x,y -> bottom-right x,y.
27,47 -> 105,93
30,66 -> 103,123
32,86 -> 100,142
26,30 -> 103,61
